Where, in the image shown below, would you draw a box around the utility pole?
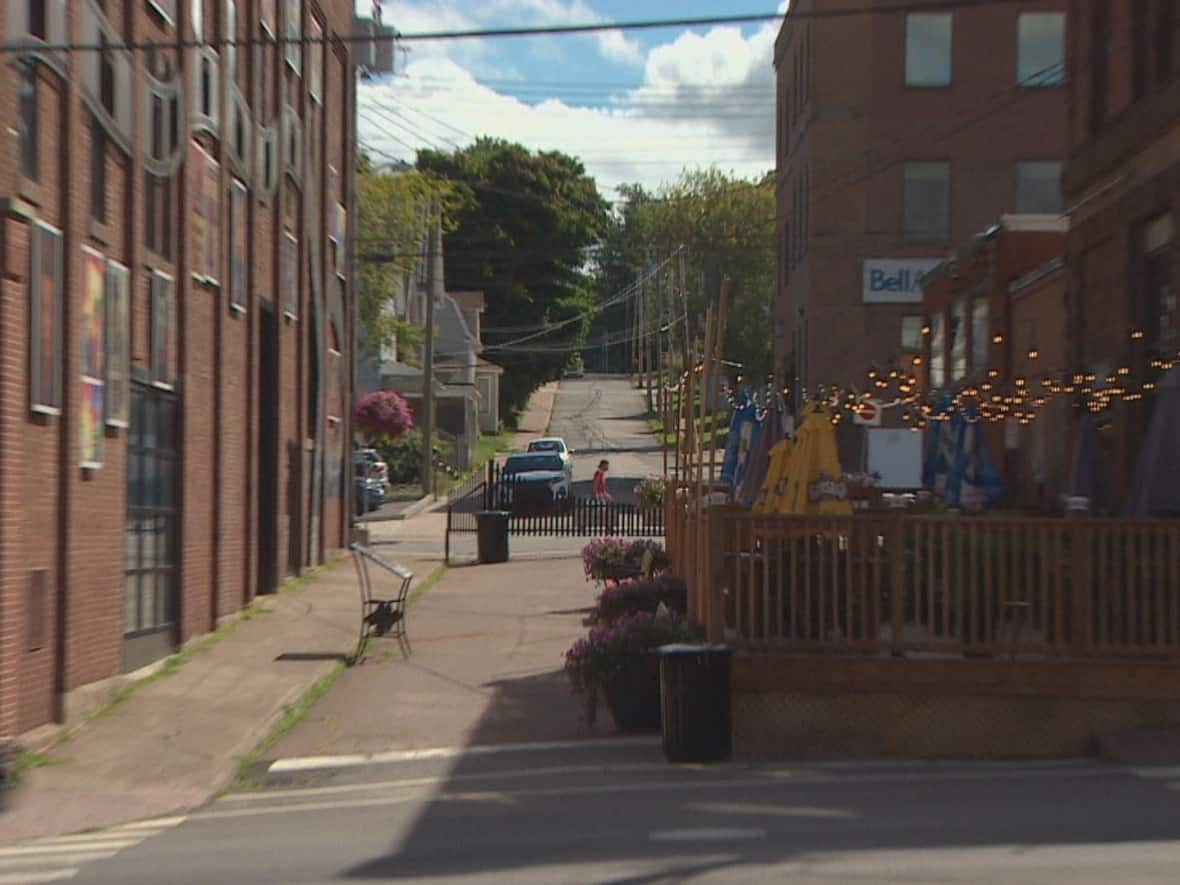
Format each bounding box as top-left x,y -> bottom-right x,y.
421,199 -> 438,497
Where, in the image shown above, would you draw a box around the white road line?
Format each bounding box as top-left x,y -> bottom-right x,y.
650,827 -> 767,842
227,762 -> 669,803
0,871 -> 79,884
267,736 -> 660,773
0,852 -> 116,868
105,815 -> 188,831
0,840 -> 141,858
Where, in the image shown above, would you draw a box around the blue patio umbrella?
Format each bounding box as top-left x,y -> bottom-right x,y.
922,396 -> 956,496
720,395 -> 757,488
944,407 -> 1004,510
1125,365 -> 1180,517
736,397 -> 783,507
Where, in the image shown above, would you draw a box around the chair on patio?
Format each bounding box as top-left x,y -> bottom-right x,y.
351,543 -> 413,662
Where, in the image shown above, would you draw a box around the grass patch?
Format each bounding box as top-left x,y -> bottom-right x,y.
6,749 -> 67,784
225,661 -> 347,794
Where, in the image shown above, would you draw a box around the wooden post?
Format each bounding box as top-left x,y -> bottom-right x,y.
889,514 -> 906,655
708,279 -> 731,489
1070,519 -> 1093,655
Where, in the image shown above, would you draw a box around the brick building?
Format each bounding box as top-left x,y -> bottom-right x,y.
1062,1 -> 1180,506
920,215 -> 1069,509
774,0 -> 1068,399
0,0 -> 356,737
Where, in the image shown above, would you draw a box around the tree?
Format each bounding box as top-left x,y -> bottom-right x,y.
353,390 -> 414,444
417,139 -> 610,420
598,169 -> 776,383
355,152 -> 450,361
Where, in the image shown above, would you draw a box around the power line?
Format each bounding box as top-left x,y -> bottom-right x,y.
0,1 -> 1037,54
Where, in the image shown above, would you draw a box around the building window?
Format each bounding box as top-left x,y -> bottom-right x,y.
1017,13 -> 1066,86
91,115 -> 107,222
18,60 -> 38,181
29,0 -> 46,38
1016,161 -> 1063,214
929,312 -> 946,388
901,316 -> 924,352
949,298 -> 968,382
144,173 -> 173,258
903,162 -> 951,241
971,298 -> 989,375
99,34 -> 116,111
905,14 -> 952,87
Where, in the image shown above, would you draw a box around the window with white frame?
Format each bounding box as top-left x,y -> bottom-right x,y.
905,14 -> 952,87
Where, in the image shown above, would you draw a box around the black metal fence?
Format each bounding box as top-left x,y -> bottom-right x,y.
445,460 -> 664,547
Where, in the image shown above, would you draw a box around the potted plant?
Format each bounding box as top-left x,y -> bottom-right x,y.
564,610 -> 703,732
634,476 -> 667,512
581,537 -> 670,583
592,574 -> 688,625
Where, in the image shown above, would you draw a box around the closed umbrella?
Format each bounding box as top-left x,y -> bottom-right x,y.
720,396 -> 754,488
945,410 -> 1004,510
1068,412 -> 1103,510
1125,365 -> 1180,517
774,403 -> 852,517
737,397 -> 782,506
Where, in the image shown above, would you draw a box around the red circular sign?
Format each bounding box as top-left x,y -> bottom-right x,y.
858,401 -> 879,422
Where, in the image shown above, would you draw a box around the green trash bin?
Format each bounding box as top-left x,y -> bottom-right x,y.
476,511 -> 510,564
658,644 -> 733,763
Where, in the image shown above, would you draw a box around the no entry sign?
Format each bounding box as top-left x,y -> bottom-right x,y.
854,399 -> 882,426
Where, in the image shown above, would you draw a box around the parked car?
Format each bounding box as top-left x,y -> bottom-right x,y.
526,437 -> 574,476
354,448 -> 389,491
497,452 -> 570,510
354,465 -> 385,515
563,366 -> 584,379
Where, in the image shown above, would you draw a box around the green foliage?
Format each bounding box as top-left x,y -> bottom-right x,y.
356,153 -> 451,357
417,139 -> 610,419
597,169 -> 776,381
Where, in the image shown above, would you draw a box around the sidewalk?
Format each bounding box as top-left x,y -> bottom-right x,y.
509,380 -> 558,452
256,555 -> 607,766
0,552 -> 439,844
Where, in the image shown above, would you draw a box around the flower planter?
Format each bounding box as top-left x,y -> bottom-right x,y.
602,653 -> 661,732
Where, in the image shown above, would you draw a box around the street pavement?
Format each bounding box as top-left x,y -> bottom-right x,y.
48,750 -> 1180,884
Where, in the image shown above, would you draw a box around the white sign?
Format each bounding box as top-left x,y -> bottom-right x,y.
862,258 -> 945,304
853,399 -> 882,426
867,429 -> 923,490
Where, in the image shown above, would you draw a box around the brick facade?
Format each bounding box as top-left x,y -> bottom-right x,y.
1062,1 -> 1180,508
775,0 -> 1067,396
0,0 -> 356,737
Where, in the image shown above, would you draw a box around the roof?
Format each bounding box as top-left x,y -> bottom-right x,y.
448,290 -> 486,312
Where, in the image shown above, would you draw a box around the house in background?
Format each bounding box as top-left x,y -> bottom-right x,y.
447,291 -> 504,434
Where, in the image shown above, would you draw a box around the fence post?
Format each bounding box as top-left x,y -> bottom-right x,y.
889,514 -> 906,655
1069,518 -> 1092,654
445,507 -> 451,565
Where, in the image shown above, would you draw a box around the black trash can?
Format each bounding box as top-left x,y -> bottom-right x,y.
475,511 -> 510,564
658,644 -> 733,763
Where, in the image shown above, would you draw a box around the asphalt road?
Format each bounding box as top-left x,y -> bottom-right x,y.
47,744 -> 1180,884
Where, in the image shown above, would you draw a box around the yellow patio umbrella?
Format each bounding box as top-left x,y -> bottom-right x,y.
753,437 -> 793,513
772,402 -> 852,517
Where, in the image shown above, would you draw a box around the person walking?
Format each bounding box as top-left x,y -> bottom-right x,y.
591,459 -> 613,501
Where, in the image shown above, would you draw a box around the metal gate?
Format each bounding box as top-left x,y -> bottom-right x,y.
445,461 -> 664,558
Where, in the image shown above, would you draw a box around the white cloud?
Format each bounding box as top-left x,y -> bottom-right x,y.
357,9 -> 781,198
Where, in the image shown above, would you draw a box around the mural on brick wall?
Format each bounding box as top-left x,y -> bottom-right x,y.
229,178 -> 248,310
80,246 -> 107,468
105,261 -> 131,427
205,151 -> 221,284
151,270 -> 177,389
190,142 -> 207,282
30,221 -> 64,413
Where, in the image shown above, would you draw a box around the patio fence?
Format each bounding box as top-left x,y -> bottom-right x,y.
667,487 -> 1180,659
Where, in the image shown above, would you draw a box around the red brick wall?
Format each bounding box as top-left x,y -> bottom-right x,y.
1,0 -> 355,736
777,0 -> 1068,390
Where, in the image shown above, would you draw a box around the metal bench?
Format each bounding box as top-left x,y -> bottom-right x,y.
351,543 -> 413,661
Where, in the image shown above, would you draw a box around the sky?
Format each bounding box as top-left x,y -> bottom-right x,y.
354,1 -> 788,203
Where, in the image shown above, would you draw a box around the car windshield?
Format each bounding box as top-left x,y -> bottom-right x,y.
528,441 -> 563,453
505,455 -> 563,473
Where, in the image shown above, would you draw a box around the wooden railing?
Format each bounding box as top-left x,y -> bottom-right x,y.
665,494 -> 1180,660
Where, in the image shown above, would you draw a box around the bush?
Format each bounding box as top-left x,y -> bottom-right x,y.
633,477 -> 667,512
581,538 -> 669,581
354,390 -> 414,443
564,610 -> 702,697
592,575 -> 688,625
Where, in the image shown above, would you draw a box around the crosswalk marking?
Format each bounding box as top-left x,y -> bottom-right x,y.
0,814 -> 186,883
